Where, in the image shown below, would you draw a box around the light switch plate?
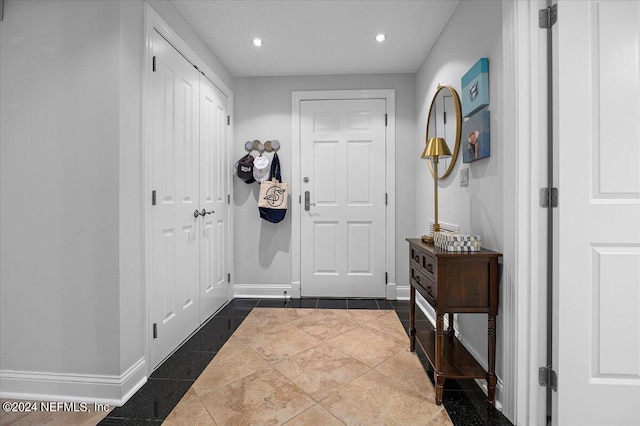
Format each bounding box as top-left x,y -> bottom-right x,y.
460,168 -> 469,187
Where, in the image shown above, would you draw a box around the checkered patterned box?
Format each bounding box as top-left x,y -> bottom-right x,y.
434,231 -> 481,252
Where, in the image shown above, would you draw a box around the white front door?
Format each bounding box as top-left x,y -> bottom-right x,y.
300,99 -> 386,298
199,75 -> 229,323
150,31 -> 201,368
555,1 -> 640,424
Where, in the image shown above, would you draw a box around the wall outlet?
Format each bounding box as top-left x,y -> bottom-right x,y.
460,168 -> 469,187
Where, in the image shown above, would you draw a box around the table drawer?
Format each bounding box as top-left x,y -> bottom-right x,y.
410,246 -> 437,279
421,251 -> 436,280
410,246 -> 422,265
410,266 -> 438,303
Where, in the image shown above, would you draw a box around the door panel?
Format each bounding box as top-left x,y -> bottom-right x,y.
314,141 -> 339,204
150,32 -> 200,368
555,1 -> 640,423
199,75 -> 229,322
347,222 -> 373,274
313,222 -> 339,274
347,141 -> 373,204
301,99 -> 386,297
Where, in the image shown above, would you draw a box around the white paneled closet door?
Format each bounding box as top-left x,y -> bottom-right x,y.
149,32 -> 229,369
199,75 -> 229,323
150,32 -> 201,368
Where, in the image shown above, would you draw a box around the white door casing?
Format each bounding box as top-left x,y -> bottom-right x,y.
300,99 -> 386,298
555,1 -> 640,424
199,76 -> 229,323
501,0 -> 550,422
149,31 -> 201,368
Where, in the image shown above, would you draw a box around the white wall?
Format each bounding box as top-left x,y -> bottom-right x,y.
0,0 -> 122,376
0,0 -> 233,402
415,0 -> 510,403
233,74 -> 416,294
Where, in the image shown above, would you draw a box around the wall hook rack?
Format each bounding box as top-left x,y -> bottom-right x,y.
243,140 -> 281,153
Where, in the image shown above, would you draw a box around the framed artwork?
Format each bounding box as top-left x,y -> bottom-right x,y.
462,109 -> 490,163
461,58 -> 489,118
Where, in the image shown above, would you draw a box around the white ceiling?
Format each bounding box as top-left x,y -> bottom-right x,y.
170,0 -> 460,77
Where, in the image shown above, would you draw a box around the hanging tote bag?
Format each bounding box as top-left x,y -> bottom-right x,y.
258,153 -> 288,223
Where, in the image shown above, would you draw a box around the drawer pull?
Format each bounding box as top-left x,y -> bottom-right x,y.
414,254 -> 420,262
427,285 -> 433,295
415,275 -> 421,283
426,263 -> 434,273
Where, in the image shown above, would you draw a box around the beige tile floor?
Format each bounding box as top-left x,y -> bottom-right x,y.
0,308 -> 453,426
167,308 -> 452,426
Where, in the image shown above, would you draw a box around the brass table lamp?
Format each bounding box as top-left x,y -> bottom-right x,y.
421,137 -> 452,244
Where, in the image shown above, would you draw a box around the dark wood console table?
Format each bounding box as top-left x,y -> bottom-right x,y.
407,238 -> 502,406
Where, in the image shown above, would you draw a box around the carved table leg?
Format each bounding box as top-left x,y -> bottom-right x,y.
435,313 -> 445,405
487,314 -> 497,406
447,312 -> 454,337
409,286 -> 416,351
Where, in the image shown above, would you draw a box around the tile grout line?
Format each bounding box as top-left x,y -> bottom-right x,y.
287,403 -> 348,426
194,390 -> 219,426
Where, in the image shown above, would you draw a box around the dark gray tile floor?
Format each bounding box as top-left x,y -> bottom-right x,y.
100,298 -> 513,426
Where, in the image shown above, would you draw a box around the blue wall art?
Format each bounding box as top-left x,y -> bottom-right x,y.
461,58 -> 489,118
462,109 -> 490,163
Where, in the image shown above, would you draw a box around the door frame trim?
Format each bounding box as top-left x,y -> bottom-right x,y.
142,4 -> 234,374
291,90 -> 396,298
502,0 -> 548,423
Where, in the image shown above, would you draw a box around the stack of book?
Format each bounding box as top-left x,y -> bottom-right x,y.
434,231 -> 481,252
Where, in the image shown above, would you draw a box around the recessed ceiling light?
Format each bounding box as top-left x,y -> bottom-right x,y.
253,38 -> 263,47
376,34 -> 387,42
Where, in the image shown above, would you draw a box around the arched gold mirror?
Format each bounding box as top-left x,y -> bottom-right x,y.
426,85 -> 461,179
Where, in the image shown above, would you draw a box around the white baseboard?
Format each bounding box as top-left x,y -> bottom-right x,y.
415,292 -> 434,323
233,283 -> 395,300
233,283 -> 301,299
474,377 -> 505,411
395,285 -> 410,300
0,358 -> 146,407
385,282 -> 397,300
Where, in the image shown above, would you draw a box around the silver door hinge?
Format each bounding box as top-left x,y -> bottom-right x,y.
152,190 -> 157,206
227,115 -> 231,125
539,187 -> 558,208
539,366 -> 557,391
152,323 -> 158,339
227,273 -> 231,283
385,272 -> 388,284
152,56 -> 156,72
385,193 -> 388,205
385,114 -> 388,126
227,194 -> 231,204
539,4 -> 557,29
299,194 -> 301,204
